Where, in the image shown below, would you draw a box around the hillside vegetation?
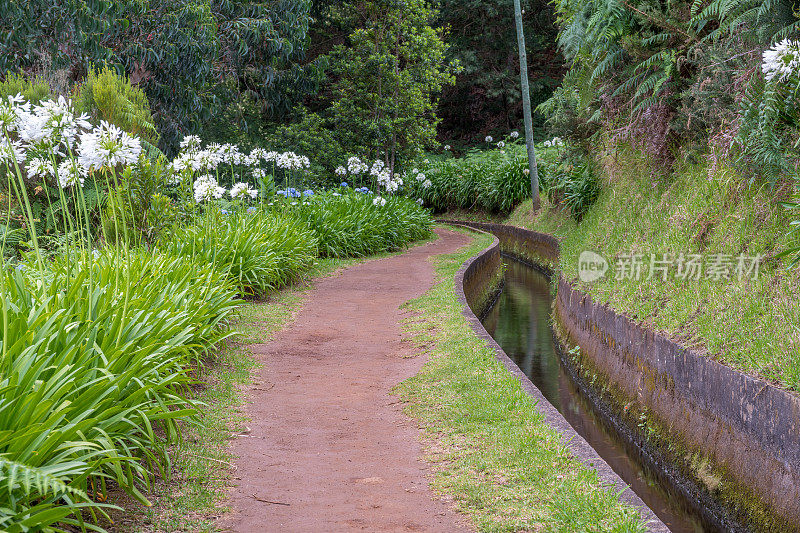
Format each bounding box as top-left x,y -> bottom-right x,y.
508,145 -> 800,390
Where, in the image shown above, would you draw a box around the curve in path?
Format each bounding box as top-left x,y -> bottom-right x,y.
221,228 -> 473,533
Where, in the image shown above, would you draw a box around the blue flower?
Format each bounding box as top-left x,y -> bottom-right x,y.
247,206 -> 256,214
303,189 -> 314,196
277,190 -> 287,196
340,181 -> 348,187
220,208 -> 229,215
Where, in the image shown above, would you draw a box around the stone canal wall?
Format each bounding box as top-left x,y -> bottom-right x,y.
443,219 -> 800,530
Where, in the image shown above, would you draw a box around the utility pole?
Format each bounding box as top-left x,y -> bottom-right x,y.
513,0 -> 541,211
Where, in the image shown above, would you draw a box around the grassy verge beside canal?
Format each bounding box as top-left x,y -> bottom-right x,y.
397,228 -> 648,532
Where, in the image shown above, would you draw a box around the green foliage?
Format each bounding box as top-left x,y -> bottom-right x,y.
264,109 -> 346,180
0,73 -> 52,104
411,138 -> 600,217
0,0 -> 320,152
295,191 -> 433,257
104,157 -> 177,245
291,0 -> 456,172
163,210 -> 317,298
75,66 -> 159,151
0,249 -> 240,531
435,0 -> 563,141
542,0 -> 800,178
538,146 -> 601,218
410,142 -> 533,213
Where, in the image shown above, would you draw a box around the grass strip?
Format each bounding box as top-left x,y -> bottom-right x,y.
396,228 -> 648,533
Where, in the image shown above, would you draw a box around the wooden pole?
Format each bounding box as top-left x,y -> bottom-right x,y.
513,0 -> 541,210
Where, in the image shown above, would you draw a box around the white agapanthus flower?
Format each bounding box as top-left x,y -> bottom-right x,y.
444,145 -> 451,150
276,151 -> 310,171
0,93 -> 32,134
372,196 -> 387,206
422,179 -> 432,189
370,160 -> 386,176
78,121 -> 142,171
26,157 -> 55,179
218,143 -> 241,164
384,178 -> 400,193
416,172 -> 426,182
347,156 -> 368,174
510,131 -> 519,139
57,160 -> 86,188
193,174 -> 225,203
335,165 -> 347,176
485,135 -> 493,143
19,96 -> 91,149
180,135 -> 202,153
416,198 -> 423,205
230,181 -> 258,199
543,137 -> 563,148
762,39 -> 800,82
250,147 -> 269,161
252,168 -> 267,179
0,138 -> 26,166
497,141 -> 505,148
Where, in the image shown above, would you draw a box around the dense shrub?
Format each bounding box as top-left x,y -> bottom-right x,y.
0,0 -> 319,152
0,249 -> 240,530
75,66 -> 159,151
537,144 -> 600,219
164,210 -> 317,298
294,191 -> 433,258
408,139 -> 600,218
0,73 -> 52,104
408,143 -> 531,213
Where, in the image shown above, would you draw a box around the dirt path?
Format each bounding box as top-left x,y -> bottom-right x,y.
221,228 -> 473,533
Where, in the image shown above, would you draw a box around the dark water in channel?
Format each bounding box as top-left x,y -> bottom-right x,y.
481,258 -> 709,533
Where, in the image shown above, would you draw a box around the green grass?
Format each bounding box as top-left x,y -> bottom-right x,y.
396,228 -> 647,533
506,147 -> 800,391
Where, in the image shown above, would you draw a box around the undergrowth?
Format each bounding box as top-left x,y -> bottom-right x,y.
507,146 -> 800,390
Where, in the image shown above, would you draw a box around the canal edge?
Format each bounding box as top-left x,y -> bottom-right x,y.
443,221 -> 670,532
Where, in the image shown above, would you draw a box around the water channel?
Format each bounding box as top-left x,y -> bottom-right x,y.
481,257 -> 712,532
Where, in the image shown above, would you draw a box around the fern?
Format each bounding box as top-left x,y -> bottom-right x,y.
0,457 -> 112,533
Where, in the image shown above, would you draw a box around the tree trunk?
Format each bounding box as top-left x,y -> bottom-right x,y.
513,0 -> 541,211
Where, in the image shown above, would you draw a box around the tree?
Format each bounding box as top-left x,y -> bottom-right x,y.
324,0 -> 457,170
0,0 -> 320,152
435,0 -> 563,141
513,0 -> 541,210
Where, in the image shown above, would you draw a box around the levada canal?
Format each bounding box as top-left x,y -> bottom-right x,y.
481,257 -> 711,532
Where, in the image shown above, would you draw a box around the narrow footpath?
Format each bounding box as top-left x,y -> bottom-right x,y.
221,228 -> 473,533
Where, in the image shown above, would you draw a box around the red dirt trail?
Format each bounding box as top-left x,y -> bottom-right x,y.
221,228 -> 473,533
